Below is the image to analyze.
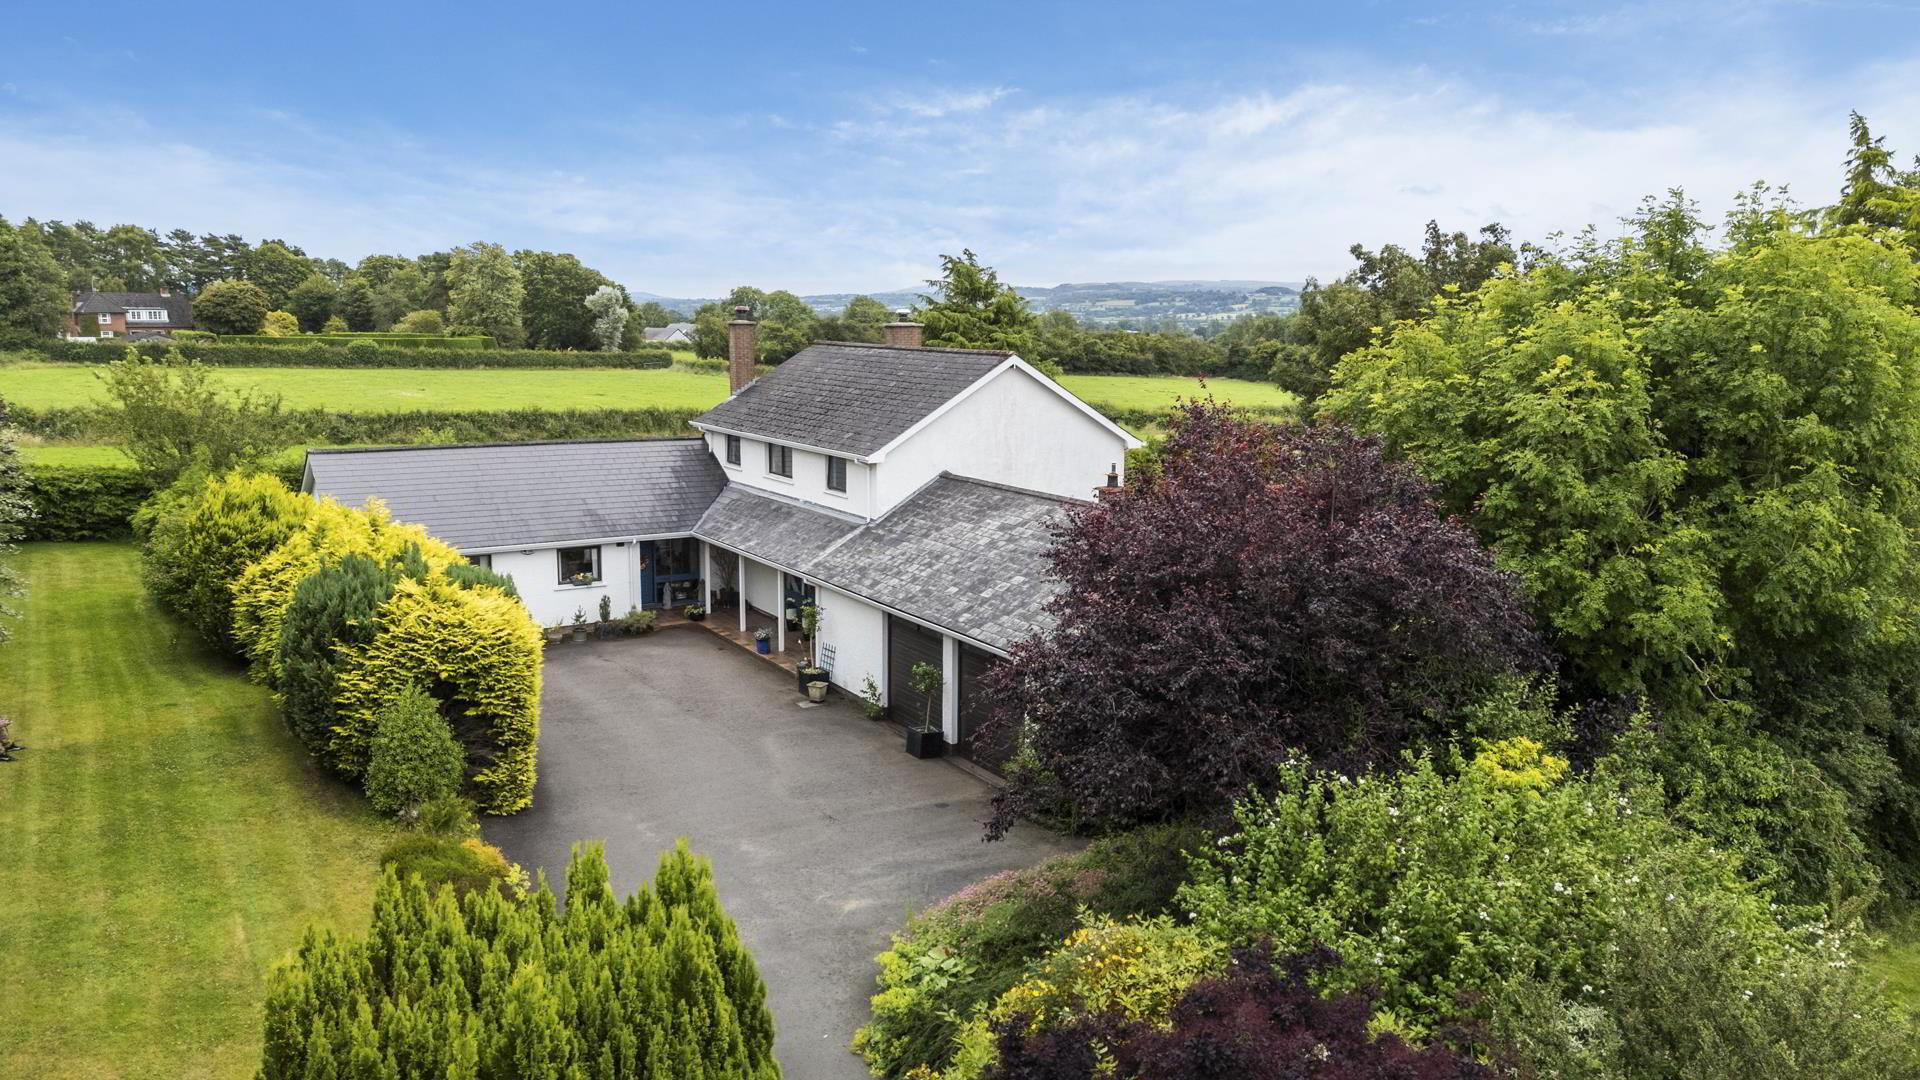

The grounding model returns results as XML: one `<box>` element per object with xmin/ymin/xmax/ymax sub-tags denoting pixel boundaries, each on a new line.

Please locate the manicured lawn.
<box><xmin>0</xmin><ymin>543</ymin><xmax>394</xmax><ymax>1079</ymax></box>
<box><xmin>0</xmin><ymin>362</ymin><xmax>734</xmax><ymax>412</ymax></box>
<box><xmin>1059</xmin><ymin>374</ymin><xmax>1298</xmax><ymax>415</ymax></box>
<box><xmin>1</xmin><ymin>362</ymin><xmax>1299</xmax><ymax>419</ymax></box>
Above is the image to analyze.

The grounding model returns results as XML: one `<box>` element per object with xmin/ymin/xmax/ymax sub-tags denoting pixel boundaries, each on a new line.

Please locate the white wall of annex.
<box><xmin>815</xmin><ymin>585</ymin><xmax>886</xmax><ymax>697</ymax></box>
<box><xmin>874</xmin><ymin>367</ymin><xmax>1128</xmax><ymax>513</ymax></box>
<box><xmin>708</xmin><ymin>430</ymin><xmax>875</xmax><ymax>518</ymax></box>
<box><xmin>742</xmin><ymin>557</ymin><xmax>783</xmax><ymax>616</ymax></box>
<box><xmin>485</xmin><ymin>544</ymin><xmax>639</xmax><ymax>629</ymax></box>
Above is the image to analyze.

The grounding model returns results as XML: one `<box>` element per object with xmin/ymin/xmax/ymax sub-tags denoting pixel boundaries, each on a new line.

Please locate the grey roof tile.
<box><xmin>804</xmin><ymin>474</ymin><xmax>1078</xmax><ymax>651</ymax></box>
<box><xmin>691</xmin><ymin>341</ymin><xmax>1009</xmax><ymax>458</ymax></box>
<box><xmin>692</xmin><ymin>485</ymin><xmax>865</xmax><ymax>571</ymax></box>
<box><xmin>305</xmin><ymin>439</ymin><xmax>725</xmax><ymax>551</ymax></box>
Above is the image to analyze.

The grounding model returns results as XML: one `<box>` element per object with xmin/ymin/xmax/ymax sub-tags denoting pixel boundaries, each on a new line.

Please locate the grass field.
<box><xmin>0</xmin><ymin>544</ymin><xmax>393</xmax><ymax>1079</ymax></box>
<box><xmin>0</xmin><ymin>361</ymin><xmax>1298</xmax><ymax>418</ymax></box>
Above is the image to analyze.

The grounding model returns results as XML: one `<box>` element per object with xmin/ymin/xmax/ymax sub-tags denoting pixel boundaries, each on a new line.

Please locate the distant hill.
<box><xmin>631</xmin><ymin>279</ymin><xmax>1306</xmax><ymax>330</ymax></box>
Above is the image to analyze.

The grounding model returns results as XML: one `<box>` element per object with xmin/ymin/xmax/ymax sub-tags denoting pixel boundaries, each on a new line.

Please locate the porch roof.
<box><xmin>692</xmin><ymin>484</ymin><xmax>865</xmax><ymax>571</ymax></box>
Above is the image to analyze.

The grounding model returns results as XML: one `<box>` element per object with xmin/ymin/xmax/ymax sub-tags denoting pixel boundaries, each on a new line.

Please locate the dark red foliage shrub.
<box><xmin>987</xmin><ymin>402</ymin><xmax>1538</xmax><ymax>836</ymax></box>
<box><xmin>984</xmin><ymin>943</ymin><xmax>1497</xmax><ymax>1080</ymax></box>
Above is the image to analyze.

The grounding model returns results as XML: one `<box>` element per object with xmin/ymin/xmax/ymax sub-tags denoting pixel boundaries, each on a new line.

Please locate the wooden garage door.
<box><xmin>957</xmin><ymin>644</ymin><xmax>1014</xmax><ymax>772</ymax></box>
<box><xmin>886</xmin><ymin>615</ymin><xmax>944</xmax><ymax>732</ymax></box>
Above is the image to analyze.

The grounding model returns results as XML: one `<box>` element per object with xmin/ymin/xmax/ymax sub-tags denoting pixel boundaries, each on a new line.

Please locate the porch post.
<box><xmin>775</xmin><ymin>590</ymin><xmax>787</xmax><ymax>655</ymax></box>
<box><xmin>700</xmin><ymin>541</ymin><xmax>713</xmax><ymax>613</ymax></box>
<box><xmin>737</xmin><ymin>556</ymin><xmax>749</xmax><ymax>634</ymax></box>
<box><xmin>941</xmin><ymin>635</ymin><xmax>961</xmax><ymax>743</ymax></box>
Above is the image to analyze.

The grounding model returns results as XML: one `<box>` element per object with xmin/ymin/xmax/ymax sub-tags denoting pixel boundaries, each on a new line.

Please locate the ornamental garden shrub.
<box><xmin>982</xmin><ymin>942</ymin><xmax>1498</xmax><ymax>1080</ymax></box>
<box><xmin>857</xmin><ymin>821</ymin><xmax>1206</xmax><ymax>1079</ymax></box>
<box><xmin>1174</xmin><ymin>740</ymin><xmax>1918</xmax><ymax>1074</ymax></box>
<box><xmin>363</xmin><ymin>684</ymin><xmax>466</xmax><ymax>817</ymax></box>
<box><xmin>330</xmin><ymin>575</ymin><xmax>543</xmax><ymax>813</ymax></box>
<box><xmin>259</xmin><ymin>842</ymin><xmax>780</xmax><ymax>1079</ymax></box>
<box><xmin>138</xmin><ymin>470</ymin><xmax>312</xmax><ymax>654</ymax></box>
<box><xmin>275</xmin><ymin>552</ymin><xmax>401</xmax><ymax>757</ymax></box>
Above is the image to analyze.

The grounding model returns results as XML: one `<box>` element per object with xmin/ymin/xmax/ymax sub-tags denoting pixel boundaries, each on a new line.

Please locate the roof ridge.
<box><xmin>936</xmin><ymin>471</ymin><xmax>1094</xmax><ymax>506</ymax></box>
<box><xmin>306</xmin><ymin>436</ymin><xmax>706</xmax><ymax>456</ymax></box>
<box><xmin>807</xmin><ymin>340</ymin><xmax>1014</xmax><ymax>358</ymax></box>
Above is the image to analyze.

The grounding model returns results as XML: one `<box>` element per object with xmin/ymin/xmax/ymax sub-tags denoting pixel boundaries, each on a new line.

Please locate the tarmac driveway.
<box><xmin>485</xmin><ymin>625</ymin><xmax>1077</xmax><ymax>1080</ymax></box>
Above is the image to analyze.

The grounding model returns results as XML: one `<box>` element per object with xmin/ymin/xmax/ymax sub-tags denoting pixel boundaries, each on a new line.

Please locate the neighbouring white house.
<box><xmin>304</xmin><ymin>309</ymin><xmax>1140</xmax><ymax>768</ymax></box>
<box><xmin>641</xmin><ymin>322</ymin><xmax>694</xmax><ymax>344</ymax></box>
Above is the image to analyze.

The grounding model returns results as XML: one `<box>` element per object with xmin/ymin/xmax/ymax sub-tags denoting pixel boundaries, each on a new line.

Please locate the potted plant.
<box><xmin>905</xmin><ymin>661</ymin><xmax>945</xmax><ymax>758</ymax></box>
<box><xmin>597</xmin><ymin>595</ymin><xmax>615</xmax><ymax>638</ymax></box>
<box><xmin>860</xmin><ymin>676</ymin><xmax>886</xmax><ymax>721</ymax></box>
<box><xmin>568</xmin><ymin>571</ymin><xmax>595</xmax><ymax>588</ymax></box>
<box><xmin>544</xmin><ymin>623</ymin><xmax>565</xmax><ymax>646</ymax></box>
<box><xmin>570</xmin><ymin>607</ymin><xmax>588</xmax><ymax>643</ymax></box>
<box><xmin>795</xmin><ymin>602</ymin><xmax>829</xmax><ymax>691</ymax></box>
<box><xmin>806</xmin><ymin>680</ymin><xmax>830</xmax><ymax>703</ymax></box>
<box><xmin>621</xmin><ymin>607</ymin><xmax>656</xmax><ymax>635</ymax></box>
<box><xmin>753</xmin><ymin>627</ymin><xmax>771</xmax><ymax>654</ymax></box>
<box><xmin>683</xmin><ymin>604</ymin><xmax>707</xmax><ymax>623</ymax></box>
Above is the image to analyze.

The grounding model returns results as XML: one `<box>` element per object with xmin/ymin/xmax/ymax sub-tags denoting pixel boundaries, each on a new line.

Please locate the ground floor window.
<box><xmin>557</xmin><ymin>545</ymin><xmax>600</xmax><ymax>585</ymax></box>
<box><xmin>469</xmin><ymin>553</ymin><xmax>492</xmax><ymax>570</ymax></box>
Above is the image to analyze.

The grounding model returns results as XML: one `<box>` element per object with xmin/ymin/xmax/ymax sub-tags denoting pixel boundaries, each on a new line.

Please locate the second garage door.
<box><xmin>886</xmin><ymin>615</ymin><xmax>944</xmax><ymax>732</ymax></box>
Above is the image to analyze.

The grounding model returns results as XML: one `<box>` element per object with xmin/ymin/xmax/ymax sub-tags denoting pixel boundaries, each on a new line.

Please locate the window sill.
<box><xmin>556</xmin><ymin>581</ymin><xmax>606</xmax><ymax>591</ymax></box>
<box><xmin>762</xmin><ymin>473</ymin><xmax>795</xmax><ymax>486</ymax></box>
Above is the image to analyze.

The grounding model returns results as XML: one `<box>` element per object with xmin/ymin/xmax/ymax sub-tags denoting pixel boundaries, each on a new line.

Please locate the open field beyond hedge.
<box><xmin>0</xmin><ymin>360</ymin><xmax>1296</xmax><ymax>419</ymax></box>
<box><xmin>0</xmin><ymin>544</ymin><xmax>393</xmax><ymax>1079</ymax></box>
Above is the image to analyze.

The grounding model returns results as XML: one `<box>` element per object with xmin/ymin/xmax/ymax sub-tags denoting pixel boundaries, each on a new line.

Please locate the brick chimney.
<box><xmin>1094</xmin><ymin>463</ymin><xmax>1123</xmax><ymax>500</ymax></box>
<box><xmin>727</xmin><ymin>306</ymin><xmax>758</xmax><ymax>393</ymax></box>
<box><xmin>883</xmin><ymin>310</ymin><xmax>924</xmax><ymax>348</ymax></box>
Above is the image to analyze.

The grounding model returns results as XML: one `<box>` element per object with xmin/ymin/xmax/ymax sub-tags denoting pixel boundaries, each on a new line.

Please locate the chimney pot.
<box><xmin>1096</xmin><ymin>462</ymin><xmax>1123</xmax><ymax>500</ymax></box>
<box><xmin>883</xmin><ymin>312</ymin><xmax>924</xmax><ymax>349</ymax></box>
<box><xmin>727</xmin><ymin>309</ymin><xmax>759</xmax><ymax>394</ymax></box>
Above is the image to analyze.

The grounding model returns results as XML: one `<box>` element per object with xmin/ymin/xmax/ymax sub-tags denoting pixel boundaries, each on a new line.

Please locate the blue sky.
<box><xmin>5</xmin><ymin>0</ymin><xmax>1920</xmax><ymax>294</ymax></box>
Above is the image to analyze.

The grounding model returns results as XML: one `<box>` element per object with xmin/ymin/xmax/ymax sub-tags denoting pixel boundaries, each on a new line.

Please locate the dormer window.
<box><xmin>767</xmin><ymin>443</ymin><xmax>793</xmax><ymax>478</ymax></box>
<box><xmin>725</xmin><ymin>434</ymin><xmax>741</xmax><ymax>466</ymax></box>
<box><xmin>826</xmin><ymin>456</ymin><xmax>847</xmax><ymax>493</ymax></box>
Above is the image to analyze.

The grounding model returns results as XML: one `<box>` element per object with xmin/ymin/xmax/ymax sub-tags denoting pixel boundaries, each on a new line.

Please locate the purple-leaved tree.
<box><xmin>986</xmin><ymin>402</ymin><xmax>1539</xmax><ymax>837</ymax></box>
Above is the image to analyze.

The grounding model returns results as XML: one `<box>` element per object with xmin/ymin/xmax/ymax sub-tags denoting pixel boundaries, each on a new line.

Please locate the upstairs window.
<box><xmin>826</xmin><ymin>456</ymin><xmax>847</xmax><ymax>493</ymax></box>
<box><xmin>767</xmin><ymin>443</ymin><xmax>793</xmax><ymax>478</ymax></box>
<box><xmin>725</xmin><ymin>434</ymin><xmax>741</xmax><ymax>466</ymax></box>
<box><xmin>557</xmin><ymin>545</ymin><xmax>601</xmax><ymax>585</ymax></box>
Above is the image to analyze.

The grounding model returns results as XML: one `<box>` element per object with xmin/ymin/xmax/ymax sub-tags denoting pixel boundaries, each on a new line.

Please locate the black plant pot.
<box><xmin>688</xmin><ymin>611</ymin><xmax>706</xmax><ymax>623</ymax></box>
<box><xmin>905</xmin><ymin>728</ymin><xmax>946</xmax><ymax>759</ymax></box>
<box><xmin>796</xmin><ymin>666</ymin><xmax>828</xmax><ymax>693</ymax></box>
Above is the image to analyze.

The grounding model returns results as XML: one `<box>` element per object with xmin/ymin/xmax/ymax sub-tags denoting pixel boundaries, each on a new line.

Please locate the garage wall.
<box><xmin>815</xmin><ymin>586</ymin><xmax>886</xmax><ymax>697</ymax></box>
<box><xmin>487</xmin><ymin>543</ymin><xmax>639</xmax><ymax>629</ymax></box>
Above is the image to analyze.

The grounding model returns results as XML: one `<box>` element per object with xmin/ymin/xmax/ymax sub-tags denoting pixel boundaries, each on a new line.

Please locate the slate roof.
<box><xmin>691</xmin><ymin>341</ymin><xmax>1011</xmax><ymax>458</ymax></box>
<box><xmin>641</xmin><ymin>322</ymin><xmax>693</xmax><ymax>341</ymax></box>
<box><xmin>805</xmin><ymin>474</ymin><xmax>1078</xmax><ymax>651</ymax></box>
<box><xmin>304</xmin><ymin>439</ymin><xmax>725</xmax><ymax>551</ymax></box>
<box><xmin>692</xmin><ymin>485</ymin><xmax>865</xmax><ymax>571</ymax></box>
<box><xmin>74</xmin><ymin>290</ymin><xmax>193</xmax><ymax>326</ymax></box>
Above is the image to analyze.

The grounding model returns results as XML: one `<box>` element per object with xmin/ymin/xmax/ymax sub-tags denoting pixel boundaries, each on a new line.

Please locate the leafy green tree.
<box><xmin>285</xmin><ymin>272</ymin><xmax>338</xmax><ymax>332</ymax></box>
<box><xmin>321</xmin><ymin>314</ymin><xmax>347</xmax><ymax>332</ymax></box>
<box><xmin>241</xmin><ymin>240</ymin><xmax>314</xmax><ymax>307</ymax></box>
<box><xmin>364</xmin><ymin>684</ymin><xmax>466</xmax><ymax>816</ymax></box>
<box><xmin>632</xmin><ymin>300</ymin><xmax>684</xmax><ymax>327</ymax></box>
<box><xmin>0</xmin><ymin>403</ymin><xmax>27</xmax><ymax>643</ymax></box>
<box><xmin>446</xmin><ymin>242</ymin><xmax>525</xmax><ymax>347</ymax></box>
<box><xmin>1326</xmin><ymin>193</ymin><xmax>1920</xmax><ymax>902</ymax></box>
<box><xmin>96</xmin><ymin>224</ymin><xmax>169</xmax><ymax>291</ymax></box>
<box><xmin>97</xmin><ymin>348</ymin><xmax>293</xmax><ymax>485</ymax></box>
<box><xmin>191</xmin><ymin>279</ymin><xmax>271</xmax><ymax>335</ymax></box>
<box><xmin>260</xmin><ymin>310</ymin><xmax>299</xmax><ymax>337</ymax></box>
<box><xmin>755</xmin><ymin>289</ymin><xmax>819</xmax><ymax>362</ymax></box>
<box><xmin>333</xmin><ymin>276</ymin><xmax>378</xmax><ymax>330</ymax></box>
<box><xmin>917</xmin><ymin>250</ymin><xmax>1041</xmax><ymax>361</ymax></box>
<box><xmin>259</xmin><ymin>842</ymin><xmax>781</xmax><ymax>1079</ymax></box>
<box><xmin>692</xmin><ymin>286</ymin><xmax>770</xmax><ymax>360</ymax></box>
<box><xmin>584</xmin><ymin>284</ymin><xmax>627</xmax><ymax>351</ymax></box>
<box><xmin>0</xmin><ymin>218</ymin><xmax>70</xmax><ymax>343</ymax></box>
<box><xmin>391</xmin><ymin>308</ymin><xmax>445</xmax><ymax>335</ymax></box>
<box><xmin>515</xmin><ymin>250</ymin><xmax>612</xmax><ymax>350</ymax></box>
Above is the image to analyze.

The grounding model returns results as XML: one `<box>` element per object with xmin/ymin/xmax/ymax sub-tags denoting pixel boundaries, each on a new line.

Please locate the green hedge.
<box><xmin>219</xmin><ymin>333</ymin><xmax>495</xmax><ymax>349</ymax></box>
<box><xmin>22</xmin><ymin>464</ymin><xmax>156</xmax><ymax>540</ymax></box>
<box><xmin>22</xmin><ymin>339</ymin><xmax>674</xmax><ymax>369</ymax></box>
<box><xmin>10</xmin><ymin>406</ymin><xmax>705</xmax><ymax>444</ymax></box>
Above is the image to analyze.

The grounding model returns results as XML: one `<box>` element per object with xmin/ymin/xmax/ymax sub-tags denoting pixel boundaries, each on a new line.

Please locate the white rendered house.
<box><xmin>303</xmin><ymin>312</ymin><xmax>1140</xmax><ymax>768</ymax></box>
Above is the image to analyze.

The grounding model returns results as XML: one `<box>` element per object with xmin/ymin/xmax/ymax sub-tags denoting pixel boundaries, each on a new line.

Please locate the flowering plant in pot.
<box><xmin>753</xmin><ymin>627</ymin><xmax>771</xmax><ymax>654</ymax></box>
<box><xmin>683</xmin><ymin>604</ymin><xmax>706</xmax><ymax>622</ymax></box>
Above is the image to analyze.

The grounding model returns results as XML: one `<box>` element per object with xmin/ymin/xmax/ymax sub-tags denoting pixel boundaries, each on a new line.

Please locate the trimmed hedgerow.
<box><xmin>139</xmin><ymin>471</ymin><xmax>313</xmax><ymax>653</ymax></box>
<box><xmin>7</xmin><ymin>405</ymin><xmax>705</xmax><ymax>443</ymax></box>
<box><xmin>20</xmin><ymin>338</ymin><xmax>673</xmax><ymax>368</ymax></box>
<box><xmin>22</xmin><ymin>464</ymin><xmax>154</xmax><ymax>540</ymax></box>
<box><xmin>258</xmin><ymin>842</ymin><xmax>779</xmax><ymax>1079</ymax></box>
<box><xmin>364</xmin><ymin>684</ymin><xmax>467</xmax><ymax>816</ymax></box>
<box><xmin>331</xmin><ymin>575</ymin><xmax>543</xmax><ymax>814</ymax></box>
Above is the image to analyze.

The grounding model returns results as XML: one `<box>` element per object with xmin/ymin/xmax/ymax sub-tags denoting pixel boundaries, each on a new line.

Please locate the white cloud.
<box><xmin>2</xmin><ymin>61</ymin><xmax>1918</xmax><ymax>294</ymax></box>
